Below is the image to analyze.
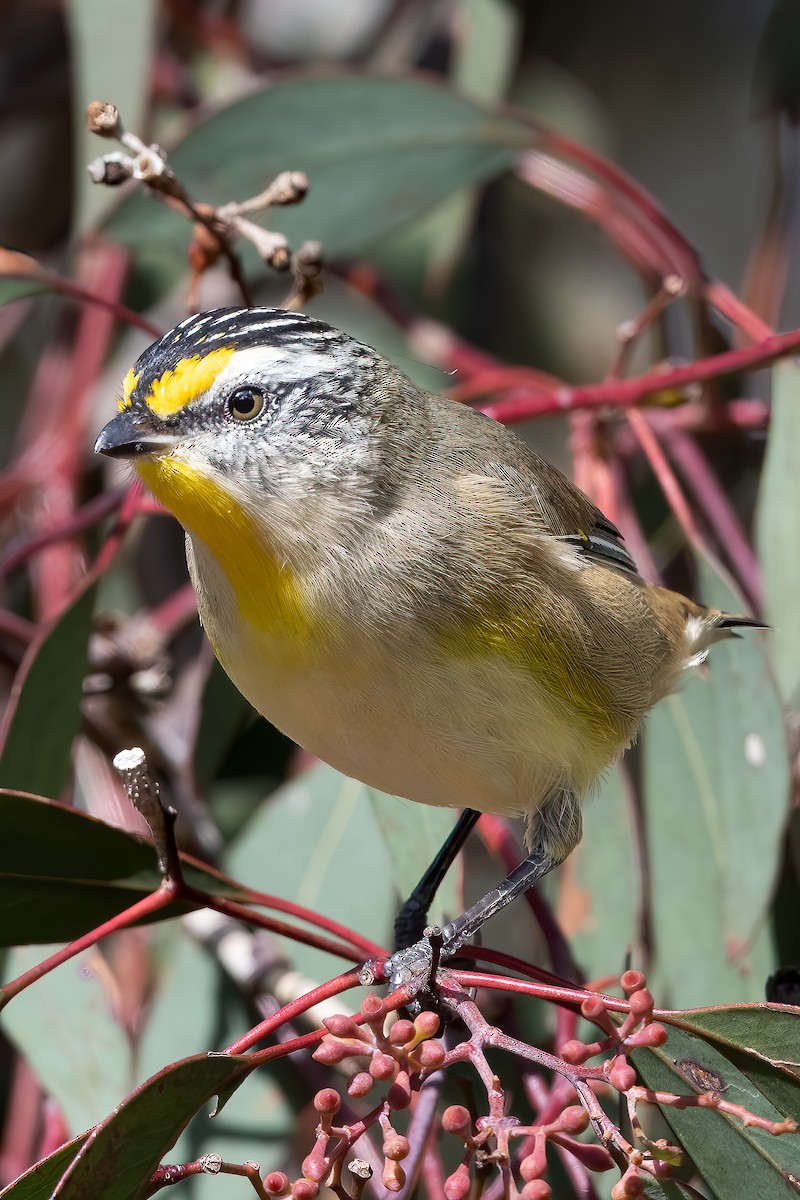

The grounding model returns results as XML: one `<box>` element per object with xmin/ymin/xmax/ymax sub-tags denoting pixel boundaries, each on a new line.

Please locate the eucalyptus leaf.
<box><xmin>662</xmin><ymin>1004</ymin><xmax>800</xmax><ymax>1122</ymax></box>
<box><xmin>562</xmin><ymin>766</ymin><xmax>639</xmax><ymax>983</ymax></box>
<box><xmin>643</xmin><ymin>557</ymin><xmax>788</xmax><ymax>1007</ymax></box>
<box><xmin>52</xmin><ymin>1053</ymin><xmax>254</xmax><ymax>1200</ymax></box>
<box><xmin>368</xmin><ymin>791</ymin><xmax>460</xmax><ymax>930</ymax></box>
<box><xmin>136</xmin><ymin>930</ymin><xmax>294</xmax><ymax>1197</ymax></box>
<box><xmin>757</xmin><ymin>361</ymin><xmax>800</xmax><ymax>706</ymax></box>
<box><xmin>0</xmin><ymin>1135</ymin><xmax>90</xmax><ymax>1200</ymax></box>
<box><xmin>0</xmin><ymin>791</ymin><xmax>250</xmax><ymax>946</ymax></box>
<box><xmin>104</xmin><ymin>74</ymin><xmax>529</xmax><ymax>290</ymax></box>
<box><xmin>227</xmin><ymin>763</ymin><xmax>395</xmax><ymax>981</ymax></box>
<box><xmin>0</xmin><ymin>584</ymin><xmax>96</xmax><ymax>799</ymax></box>
<box><xmin>0</xmin><ymin>278</ymin><xmax>47</xmax><ymax>308</ymax></box>
<box><xmin>2</xmin><ymin>945</ymin><xmax>135</xmax><ymax>1135</ymax></box>
<box><xmin>69</xmin><ymin>0</ymin><xmax>157</xmax><ymax>231</ymax></box>
<box><xmin>633</xmin><ymin>1022</ymin><xmax>800</xmax><ymax>1198</ymax></box>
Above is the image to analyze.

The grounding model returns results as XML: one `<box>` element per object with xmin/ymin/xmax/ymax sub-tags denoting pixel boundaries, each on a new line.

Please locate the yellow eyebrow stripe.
<box><xmin>143</xmin><ymin>348</ymin><xmax>235</xmax><ymax>419</ymax></box>
<box><xmin>118</xmin><ymin>367</ymin><xmax>139</xmax><ymax>411</ymax></box>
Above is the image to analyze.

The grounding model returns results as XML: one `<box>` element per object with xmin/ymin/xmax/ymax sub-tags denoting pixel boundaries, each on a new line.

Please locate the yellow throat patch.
<box><xmin>136</xmin><ymin>455</ymin><xmax>314</xmax><ymax>649</ymax></box>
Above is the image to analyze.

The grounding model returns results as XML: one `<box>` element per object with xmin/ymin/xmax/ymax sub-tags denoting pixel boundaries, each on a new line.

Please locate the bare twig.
<box><xmin>86</xmin><ymin>101</ymin><xmax>321</xmax><ymax>311</ymax></box>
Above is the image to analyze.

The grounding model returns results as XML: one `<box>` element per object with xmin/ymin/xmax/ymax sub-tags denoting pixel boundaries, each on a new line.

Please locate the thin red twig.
<box><xmin>0</xmin><ymin>260</ymin><xmax>161</xmax><ymax>338</ymax></box>
<box><xmin>0</xmin><ymin>888</ymin><xmax>175</xmax><ymax>1007</ymax></box>
<box><xmin>235</xmin><ymin>884</ymin><xmax>386</xmax><ymax>960</ymax></box>
<box><xmin>0</xmin><ymin>487</ymin><xmax>128</xmax><ymax>580</ymax></box>
<box><xmin>225</xmin><ymin>967</ymin><xmax>363</xmax><ymax>1055</ymax></box>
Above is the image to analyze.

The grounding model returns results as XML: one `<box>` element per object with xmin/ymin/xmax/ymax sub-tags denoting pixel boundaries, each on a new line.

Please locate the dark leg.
<box><xmin>387</xmin><ymin>790</ymin><xmax>582</xmax><ymax>991</ymax></box>
<box><xmin>388</xmin><ymin>845</ymin><xmax>561</xmax><ymax>987</ymax></box>
<box><xmin>394</xmin><ymin>808</ymin><xmax>481</xmax><ymax>950</ymax></box>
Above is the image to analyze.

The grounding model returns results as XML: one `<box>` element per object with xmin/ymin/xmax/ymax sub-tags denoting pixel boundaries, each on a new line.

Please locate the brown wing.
<box><xmin>463</xmin><ymin>438</ymin><xmax>639</xmax><ymax>576</ymax></box>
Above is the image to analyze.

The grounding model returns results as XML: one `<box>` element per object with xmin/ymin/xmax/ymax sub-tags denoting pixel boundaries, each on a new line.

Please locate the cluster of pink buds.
<box><xmin>313</xmin><ymin>993</ymin><xmax>444</xmax><ymax>1102</ymax></box>
<box><xmin>561</xmin><ymin>970</ymin><xmax>667</xmax><ymax>1087</ymax></box>
<box><xmin>442</xmin><ymin>1102</ymin><xmax>596</xmax><ymax>1200</ymax></box>
<box><xmin>262</xmin><ymin>993</ymin><xmax>445</xmax><ymax>1196</ymax></box>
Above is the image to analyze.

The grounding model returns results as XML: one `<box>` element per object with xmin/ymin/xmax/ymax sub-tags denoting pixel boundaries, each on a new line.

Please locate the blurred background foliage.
<box><xmin>0</xmin><ymin>1</ymin><xmax>799</xmax><ymax>1197</ymax></box>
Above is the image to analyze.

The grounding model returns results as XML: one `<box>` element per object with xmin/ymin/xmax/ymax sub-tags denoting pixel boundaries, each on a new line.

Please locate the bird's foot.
<box><xmin>377</xmin><ymin>924</ymin><xmax>460</xmax><ymax>1016</ymax></box>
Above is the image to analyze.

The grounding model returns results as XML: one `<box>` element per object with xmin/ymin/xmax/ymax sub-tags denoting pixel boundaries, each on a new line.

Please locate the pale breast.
<box><xmin>185</xmin><ymin>533</ymin><xmax>617</xmax><ymax>819</ymax></box>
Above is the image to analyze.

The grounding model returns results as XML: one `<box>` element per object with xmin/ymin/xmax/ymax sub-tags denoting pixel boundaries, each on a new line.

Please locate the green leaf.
<box><xmin>413</xmin><ymin>0</ymin><xmax>521</xmax><ymax>289</ymax></box>
<box><xmin>757</xmin><ymin>361</ymin><xmax>800</xmax><ymax>705</ymax></box>
<box><xmin>104</xmin><ymin>75</ymin><xmax>529</xmax><ymax>283</ymax></box>
<box><xmin>0</xmin><ymin>584</ymin><xmax>96</xmax><ymax>798</ymax></box>
<box><xmin>0</xmin><ymin>1135</ymin><xmax>90</xmax><ymax>1200</ymax></box>
<box><xmin>69</xmin><ymin>0</ymin><xmax>158</xmax><ymax>232</ymax></box>
<box><xmin>51</xmin><ymin>1053</ymin><xmax>254</xmax><ymax>1200</ymax></box>
<box><xmin>0</xmin><ymin>278</ymin><xmax>47</xmax><ymax>308</ymax></box>
<box><xmin>2</xmin><ymin>945</ymin><xmax>135</xmax><ymax>1134</ymax></box>
<box><xmin>662</xmin><ymin>1004</ymin><xmax>800</xmax><ymax>1123</ymax></box>
<box><xmin>137</xmin><ymin>930</ymin><xmax>294</xmax><ymax>1194</ymax></box>
<box><xmin>643</xmin><ymin>557</ymin><xmax>789</xmax><ymax>1007</ymax></box>
<box><xmin>368</xmin><ymin>791</ymin><xmax>460</xmax><ymax>929</ymax></box>
<box><xmin>563</xmin><ymin>766</ymin><xmax>639</xmax><ymax>983</ymax></box>
<box><xmin>665</xmin><ymin>1004</ymin><xmax>800</xmax><ymax>1071</ymax></box>
<box><xmin>0</xmin><ymin>790</ymin><xmax>249</xmax><ymax>946</ymax></box>
<box><xmin>192</xmin><ymin>659</ymin><xmax>253</xmax><ymax>791</ymax></box>
<box><xmin>632</xmin><ymin>1022</ymin><xmax>800</xmax><ymax>1199</ymax></box>
<box><xmin>455</xmin><ymin>0</ymin><xmax>520</xmax><ymax>103</ymax></box>
<box><xmin>226</xmin><ymin>763</ymin><xmax>396</xmax><ymax>980</ymax></box>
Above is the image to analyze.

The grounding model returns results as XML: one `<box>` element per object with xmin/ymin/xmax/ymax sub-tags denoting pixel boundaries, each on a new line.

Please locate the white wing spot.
<box><xmin>744</xmin><ymin>733</ymin><xmax>766</xmax><ymax>767</ymax></box>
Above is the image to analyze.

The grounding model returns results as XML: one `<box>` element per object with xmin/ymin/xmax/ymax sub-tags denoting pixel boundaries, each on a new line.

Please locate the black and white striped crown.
<box><xmin>133</xmin><ymin>307</ymin><xmax>349</xmax><ymax>382</ymax></box>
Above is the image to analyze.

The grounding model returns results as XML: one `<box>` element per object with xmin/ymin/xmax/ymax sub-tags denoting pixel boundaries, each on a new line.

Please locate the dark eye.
<box><xmin>228</xmin><ymin>386</ymin><xmax>265</xmax><ymax>422</ymax></box>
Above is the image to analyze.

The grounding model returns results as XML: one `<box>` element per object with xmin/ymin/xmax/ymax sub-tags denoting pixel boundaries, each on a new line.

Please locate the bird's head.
<box><xmin>95</xmin><ymin>308</ymin><xmax>403</xmax><ymax>569</ymax></box>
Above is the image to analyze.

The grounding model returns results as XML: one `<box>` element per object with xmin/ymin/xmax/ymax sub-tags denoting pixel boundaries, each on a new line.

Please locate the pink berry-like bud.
<box><xmin>519</xmin><ymin>1135</ymin><xmax>547</xmax><ymax>1181</ymax></box>
<box><xmin>301</xmin><ymin>1143</ymin><xmax>329</xmax><ymax>1184</ymax></box>
<box><xmin>383</xmin><ymin>1135</ymin><xmax>410</xmax><ymax>1162</ymax></box>
<box><xmin>611</xmin><ymin>1173</ymin><xmax>644</xmax><ymax>1198</ymax></box>
<box><xmin>443</xmin><ymin>1163</ymin><xmax>471</xmax><ymax>1200</ymax></box>
<box><xmin>264</xmin><ymin>1172</ymin><xmax>290</xmax><ymax>1196</ymax></box>
<box><xmin>313</xmin><ymin>1088</ymin><xmax>341</xmax><ymax>1115</ymax></box>
<box><xmin>416</xmin><ymin>1040</ymin><xmax>446</xmax><ymax>1068</ymax></box>
<box><xmin>312</xmin><ymin>1040</ymin><xmax>348</xmax><ymax>1065</ymax></box>
<box><xmin>608</xmin><ymin>1056</ymin><xmax>637</xmax><ymax>1092</ymax></box>
<box><xmin>558</xmin><ymin>1105</ymin><xmax>590</xmax><ymax>1135</ymax></box>
<box><xmin>370</xmin><ymin>1052</ymin><xmax>398</xmax><ymax>1081</ymax></box>
<box><xmin>520</xmin><ymin>1182</ymin><xmax>552</xmax><ymax>1200</ymax></box>
<box><xmin>560</xmin><ymin>1039</ymin><xmax>590</xmax><ymax>1065</ymax></box>
<box><xmin>414</xmin><ymin>1010</ymin><xmax>440</xmax><ymax>1038</ymax></box>
<box><xmin>347</xmin><ymin>1072</ymin><xmax>373</xmax><ymax>1098</ymax></box>
<box><xmin>361</xmin><ymin>994</ymin><xmax>385</xmax><ymax>1021</ymax></box>
<box><xmin>322</xmin><ymin>1014</ymin><xmax>363</xmax><ymax>1039</ymax></box>
<box><xmin>628</xmin><ymin>989</ymin><xmax>654</xmax><ymax>1019</ymax></box>
<box><xmin>620</xmin><ymin>970</ymin><xmax>645</xmax><ymax>996</ymax></box>
<box><xmin>382</xmin><ymin>1161</ymin><xmax>406</xmax><ymax>1192</ymax></box>
<box><xmin>292</xmin><ymin>1180</ymin><xmax>319</xmax><ymax>1200</ymax></box>
<box><xmin>581</xmin><ymin>995</ymin><xmax>606</xmax><ymax>1021</ymax></box>
<box><xmin>389</xmin><ymin>1019</ymin><xmax>415</xmax><ymax>1047</ymax></box>
<box><xmin>442</xmin><ymin>1105</ymin><xmax>472</xmax><ymax>1136</ymax></box>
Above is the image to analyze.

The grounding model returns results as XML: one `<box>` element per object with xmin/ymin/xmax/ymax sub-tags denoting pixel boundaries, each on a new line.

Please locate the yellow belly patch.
<box><xmin>137</xmin><ymin>455</ymin><xmax>314</xmax><ymax>644</ymax></box>
<box><xmin>440</xmin><ymin>610</ymin><xmax>623</xmax><ymax>757</ymax></box>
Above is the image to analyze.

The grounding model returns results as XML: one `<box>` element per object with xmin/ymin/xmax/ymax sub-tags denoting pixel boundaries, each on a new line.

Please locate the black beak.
<box><xmin>95</xmin><ymin>410</ymin><xmax>179</xmax><ymax>459</ymax></box>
